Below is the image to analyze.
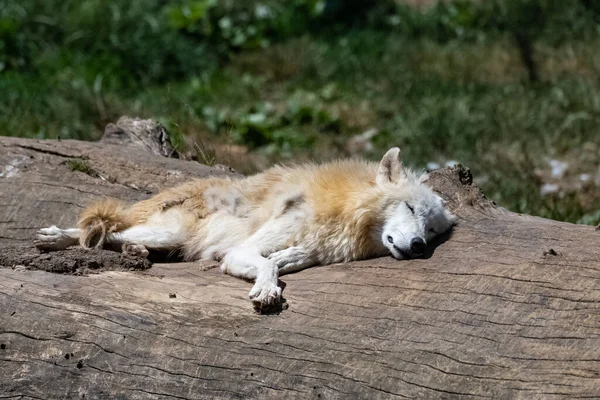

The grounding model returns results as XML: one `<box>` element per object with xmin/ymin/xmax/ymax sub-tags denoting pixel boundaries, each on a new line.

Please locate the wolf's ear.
<box><xmin>376</xmin><ymin>147</ymin><xmax>406</xmax><ymax>185</ymax></box>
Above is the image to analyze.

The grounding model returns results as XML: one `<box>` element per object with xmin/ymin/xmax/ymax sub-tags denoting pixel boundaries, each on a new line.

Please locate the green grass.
<box><xmin>66</xmin><ymin>158</ymin><xmax>98</xmax><ymax>177</ymax></box>
<box><xmin>1</xmin><ymin>0</ymin><xmax>599</xmax><ymax>225</ymax></box>
<box><xmin>224</xmin><ymin>34</ymin><xmax>600</xmax><ymax>223</ymax></box>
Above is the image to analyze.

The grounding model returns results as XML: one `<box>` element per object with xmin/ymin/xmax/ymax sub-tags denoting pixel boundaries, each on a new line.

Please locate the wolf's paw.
<box><xmin>249</xmin><ymin>280</ymin><xmax>282</xmax><ymax>309</ymax></box>
<box><xmin>268</xmin><ymin>247</ymin><xmax>315</xmax><ymax>274</ymax></box>
<box><xmin>35</xmin><ymin>226</ymin><xmax>75</xmax><ymax>251</ymax></box>
<box><xmin>122</xmin><ymin>243</ymin><xmax>149</xmax><ymax>258</ymax></box>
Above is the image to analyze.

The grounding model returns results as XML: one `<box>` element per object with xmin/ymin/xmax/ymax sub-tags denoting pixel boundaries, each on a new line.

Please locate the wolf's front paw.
<box><xmin>249</xmin><ymin>280</ymin><xmax>282</xmax><ymax>309</ymax></box>
<box><xmin>35</xmin><ymin>226</ymin><xmax>75</xmax><ymax>251</ymax></box>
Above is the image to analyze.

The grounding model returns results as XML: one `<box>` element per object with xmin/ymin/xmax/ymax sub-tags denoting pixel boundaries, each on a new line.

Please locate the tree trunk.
<box><xmin>1</xmin><ymin>118</ymin><xmax>599</xmax><ymax>399</ymax></box>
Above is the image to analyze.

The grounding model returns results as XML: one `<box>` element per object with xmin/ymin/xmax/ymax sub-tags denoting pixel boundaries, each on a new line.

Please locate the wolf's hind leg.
<box><xmin>108</xmin><ymin>208</ymin><xmax>193</xmax><ymax>253</ymax></box>
<box><xmin>121</xmin><ymin>243</ymin><xmax>150</xmax><ymax>258</ymax></box>
<box><xmin>35</xmin><ymin>226</ymin><xmax>81</xmax><ymax>251</ymax></box>
<box><xmin>108</xmin><ymin>224</ymin><xmax>185</xmax><ymax>251</ymax></box>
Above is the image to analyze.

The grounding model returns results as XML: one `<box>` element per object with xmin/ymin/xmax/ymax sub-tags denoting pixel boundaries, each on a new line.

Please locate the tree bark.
<box><xmin>1</xmin><ymin>119</ymin><xmax>599</xmax><ymax>399</ymax></box>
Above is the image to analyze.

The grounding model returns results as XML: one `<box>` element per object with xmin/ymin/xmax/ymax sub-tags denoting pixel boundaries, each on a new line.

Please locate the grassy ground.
<box><xmin>1</xmin><ymin>0</ymin><xmax>599</xmax><ymax>224</ymax></box>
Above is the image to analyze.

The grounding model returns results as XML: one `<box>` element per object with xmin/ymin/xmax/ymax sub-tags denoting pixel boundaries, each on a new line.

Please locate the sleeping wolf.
<box><xmin>35</xmin><ymin>147</ymin><xmax>455</xmax><ymax>310</ymax></box>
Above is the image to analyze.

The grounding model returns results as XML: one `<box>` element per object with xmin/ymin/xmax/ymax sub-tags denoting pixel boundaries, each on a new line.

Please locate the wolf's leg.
<box><xmin>268</xmin><ymin>246</ymin><xmax>317</xmax><ymax>275</ymax></box>
<box><xmin>108</xmin><ymin>224</ymin><xmax>184</xmax><ymax>251</ymax></box>
<box><xmin>107</xmin><ymin>207</ymin><xmax>192</xmax><ymax>253</ymax></box>
<box><xmin>35</xmin><ymin>206</ymin><xmax>190</xmax><ymax>254</ymax></box>
<box><xmin>221</xmin><ymin>247</ymin><xmax>281</xmax><ymax>307</ymax></box>
<box><xmin>221</xmin><ymin>214</ymin><xmax>301</xmax><ymax>306</ymax></box>
<box><xmin>35</xmin><ymin>226</ymin><xmax>81</xmax><ymax>251</ymax></box>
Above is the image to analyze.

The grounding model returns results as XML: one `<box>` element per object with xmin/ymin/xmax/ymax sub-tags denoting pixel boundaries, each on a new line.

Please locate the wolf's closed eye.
<box><xmin>406</xmin><ymin>203</ymin><xmax>415</xmax><ymax>214</ymax></box>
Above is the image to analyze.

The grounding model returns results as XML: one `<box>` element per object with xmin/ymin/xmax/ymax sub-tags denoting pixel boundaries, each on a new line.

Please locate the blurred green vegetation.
<box><xmin>1</xmin><ymin>0</ymin><xmax>599</xmax><ymax>224</ymax></box>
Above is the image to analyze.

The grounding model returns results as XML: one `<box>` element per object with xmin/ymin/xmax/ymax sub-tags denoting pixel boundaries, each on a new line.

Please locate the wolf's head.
<box><xmin>375</xmin><ymin>147</ymin><xmax>456</xmax><ymax>260</ymax></box>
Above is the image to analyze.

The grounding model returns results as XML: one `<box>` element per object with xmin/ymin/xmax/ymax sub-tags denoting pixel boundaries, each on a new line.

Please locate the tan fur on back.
<box><xmin>278</xmin><ymin>160</ymin><xmax>388</xmax><ymax>261</ymax></box>
<box><xmin>126</xmin><ymin>177</ymin><xmax>236</xmax><ymax>224</ymax></box>
<box><xmin>192</xmin><ymin>160</ymin><xmax>389</xmax><ymax>262</ymax></box>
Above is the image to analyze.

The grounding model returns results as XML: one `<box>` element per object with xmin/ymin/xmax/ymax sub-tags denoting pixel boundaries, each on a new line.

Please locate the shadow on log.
<box><xmin>1</xmin><ymin>118</ymin><xmax>599</xmax><ymax>399</ymax></box>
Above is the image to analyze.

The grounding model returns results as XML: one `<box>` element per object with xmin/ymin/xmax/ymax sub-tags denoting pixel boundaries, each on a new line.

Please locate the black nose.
<box><xmin>410</xmin><ymin>237</ymin><xmax>426</xmax><ymax>256</ymax></box>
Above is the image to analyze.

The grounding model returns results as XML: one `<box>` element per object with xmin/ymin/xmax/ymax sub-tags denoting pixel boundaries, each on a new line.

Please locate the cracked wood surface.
<box><xmin>1</xmin><ymin>131</ymin><xmax>600</xmax><ymax>399</ymax></box>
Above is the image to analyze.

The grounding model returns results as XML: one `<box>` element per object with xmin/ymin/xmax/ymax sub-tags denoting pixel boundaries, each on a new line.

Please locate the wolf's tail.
<box><xmin>78</xmin><ymin>199</ymin><xmax>131</xmax><ymax>249</ymax></box>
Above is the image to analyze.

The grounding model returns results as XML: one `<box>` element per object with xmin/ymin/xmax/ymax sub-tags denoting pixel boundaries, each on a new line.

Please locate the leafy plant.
<box><xmin>66</xmin><ymin>158</ymin><xmax>98</xmax><ymax>177</ymax></box>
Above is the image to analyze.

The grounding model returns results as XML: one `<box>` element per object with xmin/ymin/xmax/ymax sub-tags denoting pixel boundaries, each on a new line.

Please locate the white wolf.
<box><xmin>35</xmin><ymin>148</ymin><xmax>455</xmax><ymax>310</ymax></box>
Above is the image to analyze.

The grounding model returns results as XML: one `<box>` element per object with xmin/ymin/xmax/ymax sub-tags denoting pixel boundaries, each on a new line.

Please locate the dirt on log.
<box><xmin>1</xmin><ymin>118</ymin><xmax>599</xmax><ymax>399</ymax></box>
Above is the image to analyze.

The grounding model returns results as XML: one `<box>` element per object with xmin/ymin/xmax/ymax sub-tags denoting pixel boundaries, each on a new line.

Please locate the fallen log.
<box><xmin>1</xmin><ymin>118</ymin><xmax>599</xmax><ymax>399</ymax></box>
